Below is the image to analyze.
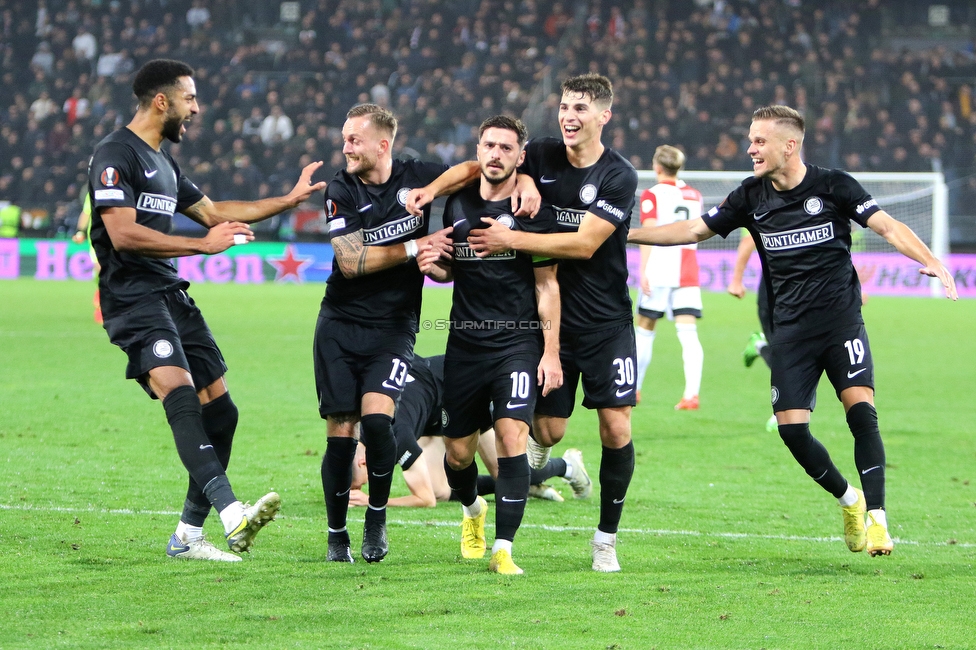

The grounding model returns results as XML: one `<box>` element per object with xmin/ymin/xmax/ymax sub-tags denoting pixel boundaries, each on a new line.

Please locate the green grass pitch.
<box><xmin>1</xmin><ymin>278</ymin><xmax>974</xmax><ymax>649</ymax></box>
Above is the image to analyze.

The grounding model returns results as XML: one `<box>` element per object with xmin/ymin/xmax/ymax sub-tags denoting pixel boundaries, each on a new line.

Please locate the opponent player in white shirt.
<box><xmin>634</xmin><ymin>145</ymin><xmax>705</xmax><ymax>410</ymax></box>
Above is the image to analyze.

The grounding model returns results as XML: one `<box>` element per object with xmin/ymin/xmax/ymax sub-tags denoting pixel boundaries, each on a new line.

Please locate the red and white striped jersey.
<box><xmin>639</xmin><ymin>179</ymin><xmax>703</xmax><ymax>287</ymax></box>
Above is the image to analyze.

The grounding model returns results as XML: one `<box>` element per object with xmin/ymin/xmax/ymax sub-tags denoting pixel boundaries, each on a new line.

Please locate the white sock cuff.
<box><xmin>491</xmin><ymin>539</ymin><xmax>513</xmax><ymax>554</ymax></box>
<box><xmin>593</xmin><ymin>529</ymin><xmax>616</xmax><ymax>545</ymax></box>
<box><xmin>837</xmin><ymin>484</ymin><xmax>859</xmax><ymax>507</ymax></box>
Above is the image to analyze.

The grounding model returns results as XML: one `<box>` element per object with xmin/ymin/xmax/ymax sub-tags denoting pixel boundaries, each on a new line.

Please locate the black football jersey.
<box><xmin>443</xmin><ymin>184</ymin><xmax>556</xmax><ymax>350</ymax></box>
<box><xmin>520</xmin><ymin>137</ymin><xmax>637</xmax><ymax>333</ymax></box>
<box><xmin>321</xmin><ymin>159</ymin><xmax>448</xmax><ymax>330</ymax></box>
<box><xmin>88</xmin><ymin>127</ymin><xmax>205</xmax><ymax>317</ymax></box>
<box><xmin>702</xmin><ymin>164</ymin><xmax>881</xmax><ymax>343</ymax></box>
<box><xmin>405</xmin><ymin>354</ymin><xmax>445</xmax><ymax>439</ymax></box>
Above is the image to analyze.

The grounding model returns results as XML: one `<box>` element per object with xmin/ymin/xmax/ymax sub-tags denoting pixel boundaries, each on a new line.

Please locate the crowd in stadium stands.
<box><xmin>1</xmin><ymin>0</ymin><xmax>974</xmax><ymax>239</ymax></box>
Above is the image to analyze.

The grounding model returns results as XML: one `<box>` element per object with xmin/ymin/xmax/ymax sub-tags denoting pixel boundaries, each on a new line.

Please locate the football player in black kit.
<box><xmin>87</xmin><ymin>59</ymin><xmax>326</xmax><ymax>561</ymax></box>
<box><xmin>347</xmin><ymin>355</ymin><xmax>591</xmax><ymax>509</ymax></box>
<box><xmin>417</xmin><ymin>116</ymin><xmax>563</xmax><ymax>575</ymax></box>
<box><xmin>455</xmin><ymin>74</ymin><xmax>639</xmax><ymax>573</ymax></box>
<box><xmin>315</xmin><ymin>103</ymin><xmax>458</xmax><ymax>564</ymax></box>
<box><xmin>628</xmin><ymin>105</ymin><xmax>957</xmax><ymax>558</ymax></box>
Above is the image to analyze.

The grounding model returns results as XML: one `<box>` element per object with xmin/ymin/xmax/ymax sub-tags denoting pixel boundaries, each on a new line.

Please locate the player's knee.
<box><xmin>202</xmin><ymin>392</ymin><xmax>238</xmax><ymax>439</ymax></box>
<box><xmin>846</xmin><ymin>401</ymin><xmax>878</xmax><ymax>438</ymax></box>
<box><xmin>359</xmin><ymin>413</ymin><xmax>394</xmax><ymax>446</ymax></box>
<box><xmin>778</xmin><ymin>422</ymin><xmax>812</xmax><ymax>452</ymax></box>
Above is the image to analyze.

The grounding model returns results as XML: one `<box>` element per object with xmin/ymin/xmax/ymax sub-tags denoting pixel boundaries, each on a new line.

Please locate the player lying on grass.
<box><xmin>348</xmin><ymin>356</ymin><xmax>591</xmax><ymax>509</ymax></box>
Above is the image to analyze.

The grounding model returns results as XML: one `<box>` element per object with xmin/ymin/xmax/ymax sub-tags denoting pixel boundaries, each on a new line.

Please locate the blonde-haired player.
<box><xmin>634</xmin><ymin>145</ymin><xmax>704</xmax><ymax>410</ymax></box>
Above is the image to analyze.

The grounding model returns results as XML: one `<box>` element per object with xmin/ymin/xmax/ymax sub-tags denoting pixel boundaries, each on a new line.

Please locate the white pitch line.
<box><xmin>3</xmin><ymin>502</ymin><xmax>973</xmax><ymax>549</ymax></box>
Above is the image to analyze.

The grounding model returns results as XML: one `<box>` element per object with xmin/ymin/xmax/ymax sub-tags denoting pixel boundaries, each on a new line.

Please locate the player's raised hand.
<box><xmin>537</xmin><ymin>350</ymin><xmax>563</xmax><ymax>397</ymax></box>
<box><xmin>285</xmin><ymin>161</ymin><xmax>328</xmax><ymax>207</ymax></box>
<box><xmin>469</xmin><ymin>218</ymin><xmax>514</xmax><ymax>257</ymax></box>
<box><xmin>202</xmin><ymin>221</ymin><xmax>253</xmax><ymax>254</ymax></box>
<box><xmin>919</xmin><ymin>260</ymin><xmax>958</xmax><ymax>300</ymax></box>
<box><xmin>512</xmin><ymin>175</ymin><xmax>541</xmax><ymax>217</ymax></box>
<box><xmin>72</xmin><ymin>230</ymin><xmax>87</xmax><ymax>244</ymax></box>
<box><xmin>405</xmin><ymin>187</ymin><xmax>435</xmax><ymax>217</ymax></box>
<box><xmin>727</xmin><ymin>278</ymin><xmax>746</xmax><ymax>299</ymax></box>
<box><xmin>419</xmin><ymin>226</ymin><xmax>453</xmax><ymax>257</ymax></box>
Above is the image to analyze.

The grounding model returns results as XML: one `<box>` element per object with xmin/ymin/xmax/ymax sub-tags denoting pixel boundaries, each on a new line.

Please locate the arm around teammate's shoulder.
<box><xmin>405</xmin><ymin>161</ymin><xmax>480</xmax><ymax>216</ymax></box>
<box><xmin>628</xmin><ymin>217</ymin><xmax>715</xmax><ymax>246</ymax></box>
<box><xmin>866</xmin><ymin>210</ymin><xmax>958</xmax><ymax>300</ymax></box>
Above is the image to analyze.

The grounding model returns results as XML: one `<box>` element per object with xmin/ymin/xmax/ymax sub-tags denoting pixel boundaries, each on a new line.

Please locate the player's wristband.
<box><xmin>404</xmin><ymin>239</ymin><xmax>419</xmax><ymax>259</ymax></box>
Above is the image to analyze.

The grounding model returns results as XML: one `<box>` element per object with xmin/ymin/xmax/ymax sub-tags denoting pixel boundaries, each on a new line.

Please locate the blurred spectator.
<box><xmin>260</xmin><ymin>104</ymin><xmax>294</xmax><ymax>145</ymax></box>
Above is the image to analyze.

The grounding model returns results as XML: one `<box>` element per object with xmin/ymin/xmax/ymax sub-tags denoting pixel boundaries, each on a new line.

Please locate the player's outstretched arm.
<box><xmin>534</xmin><ymin>264</ymin><xmax>562</xmax><ymax>396</ymax></box>
<box><xmin>866</xmin><ymin>210</ymin><xmax>958</xmax><ymax>300</ymax></box>
<box><xmin>101</xmin><ymin>206</ymin><xmax>253</xmax><ymax>257</ymax></box>
<box><xmin>332</xmin><ymin>227</ymin><xmax>453</xmax><ymax>279</ymax></box>
<box><xmin>728</xmin><ymin>229</ymin><xmax>757</xmax><ymax>299</ymax></box>
<box><xmin>405</xmin><ymin>161</ymin><xmax>480</xmax><ymax>216</ymax></box>
<box><xmin>469</xmin><ymin>212</ymin><xmax>616</xmax><ymax>259</ymax></box>
<box><xmin>183</xmin><ymin>161</ymin><xmax>327</xmax><ymax>226</ymax></box>
<box><xmin>628</xmin><ymin>217</ymin><xmax>715</xmax><ymax>246</ymax></box>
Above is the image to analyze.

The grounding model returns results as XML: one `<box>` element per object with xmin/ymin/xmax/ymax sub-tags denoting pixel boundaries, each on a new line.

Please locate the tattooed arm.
<box><xmin>331</xmin><ymin>227</ymin><xmax>454</xmax><ymax>279</ymax></box>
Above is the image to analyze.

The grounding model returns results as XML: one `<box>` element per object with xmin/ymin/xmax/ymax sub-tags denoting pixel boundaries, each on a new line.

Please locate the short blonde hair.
<box><xmin>652</xmin><ymin>145</ymin><xmax>685</xmax><ymax>175</ymax></box>
<box><xmin>752</xmin><ymin>105</ymin><xmax>805</xmax><ymax>135</ymax></box>
<box><xmin>347</xmin><ymin>103</ymin><xmax>398</xmax><ymax>141</ymax></box>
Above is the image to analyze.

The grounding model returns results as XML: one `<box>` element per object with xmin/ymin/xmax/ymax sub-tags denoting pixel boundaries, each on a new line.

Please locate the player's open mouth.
<box><xmin>563</xmin><ymin>125</ymin><xmax>580</xmax><ymax>135</ymax></box>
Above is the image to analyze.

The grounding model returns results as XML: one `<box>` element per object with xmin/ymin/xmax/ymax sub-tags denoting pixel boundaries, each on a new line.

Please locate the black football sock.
<box><xmin>163</xmin><ymin>385</ymin><xmax>236</xmax><ymax>512</ymax></box>
<box><xmin>475</xmin><ymin>474</ymin><xmax>496</xmax><ymax>496</ymax></box>
<box><xmin>444</xmin><ymin>454</ymin><xmax>479</xmax><ymax>508</ymax></box>
<box><xmin>359</xmin><ymin>413</ymin><xmax>396</xmax><ymax>511</ymax></box>
<box><xmin>598</xmin><ymin>442</ymin><xmax>635</xmax><ymax>534</ymax></box>
<box><xmin>321</xmin><ymin>437</ymin><xmax>357</xmax><ymax>531</ymax></box>
<box><xmin>778</xmin><ymin>423</ymin><xmax>848</xmax><ymax>498</ymax></box>
<box><xmin>182</xmin><ymin>393</ymin><xmax>239</xmax><ymax>526</ymax></box>
<box><xmin>847</xmin><ymin>402</ymin><xmax>886</xmax><ymax>510</ymax></box>
<box><xmin>531</xmin><ymin>457</ymin><xmax>568</xmax><ymax>484</ymax></box>
<box><xmin>494</xmin><ymin>454</ymin><xmax>530</xmax><ymax>543</ymax></box>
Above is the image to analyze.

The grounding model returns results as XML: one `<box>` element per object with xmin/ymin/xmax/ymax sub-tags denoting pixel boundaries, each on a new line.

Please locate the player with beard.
<box><xmin>315</xmin><ymin>104</ymin><xmax>458</xmax><ymax>564</ymax></box>
<box><xmin>88</xmin><ymin>59</ymin><xmax>325</xmax><ymax>561</ymax></box>
<box><xmin>441</xmin><ymin>74</ymin><xmax>639</xmax><ymax>573</ymax></box>
<box><xmin>416</xmin><ymin>115</ymin><xmax>563</xmax><ymax>574</ymax></box>
<box><xmin>628</xmin><ymin>105</ymin><xmax>957</xmax><ymax>557</ymax></box>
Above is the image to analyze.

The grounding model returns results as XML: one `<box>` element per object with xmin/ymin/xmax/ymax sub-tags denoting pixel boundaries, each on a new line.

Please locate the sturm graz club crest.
<box><xmin>770</xmin><ymin>386</ymin><xmax>780</xmax><ymax>405</ymax></box>
<box><xmin>153</xmin><ymin>339</ymin><xmax>174</xmax><ymax>358</ymax></box>
<box><xmin>495</xmin><ymin>214</ymin><xmax>515</xmax><ymax>229</ymax></box>
<box><xmin>579</xmin><ymin>183</ymin><xmax>597</xmax><ymax>204</ymax></box>
<box><xmin>804</xmin><ymin>196</ymin><xmax>824</xmax><ymax>215</ymax></box>
<box><xmin>396</xmin><ymin>188</ymin><xmax>411</xmax><ymax>206</ymax></box>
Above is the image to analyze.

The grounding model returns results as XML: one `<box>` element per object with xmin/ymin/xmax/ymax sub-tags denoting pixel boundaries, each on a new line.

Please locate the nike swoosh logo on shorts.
<box><xmin>615</xmin><ymin>388</ymin><xmax>633</xmax><ymax>398</ymax></box>
<box><xmin>861</xmin><ymin>465</ymin><xmax>882</xmax><ymax>475</ymax></box>
<box><xmin>145</xmin><ymin>169</ymin><xmax>158</xmax><ymax>178</ymax></box>
<box><xmin>501</xmin><ymin>496</ymin><xmax>525</xmax><ymax>503</ymax></box>
<box><xmin>754</xmin><ymin>211</ymin><xmax>768</xmax><ymax>220</ymax></box>
<box><xmin>540</xmin><ymin>176</ymin><xmax>557</xmax><ymax>183</ymax></box>
<box><xmin>506</xmin><ymin>401</ymin><xmax>527</xmax><ymax>409</ymax></box>
<box><xmin>847</xmin><ymin>368</ymin><xmax>867</xmax><ymax>378</ymax></box>
<box><xmin>382</xmin><ymin>380</ymin><xmax>400</xmax><ymax>390</ymax></box>
<box><xmin>199</xmin><ymin>444</ymin><xmax>213</xmax><ymax>450</ymax></box>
